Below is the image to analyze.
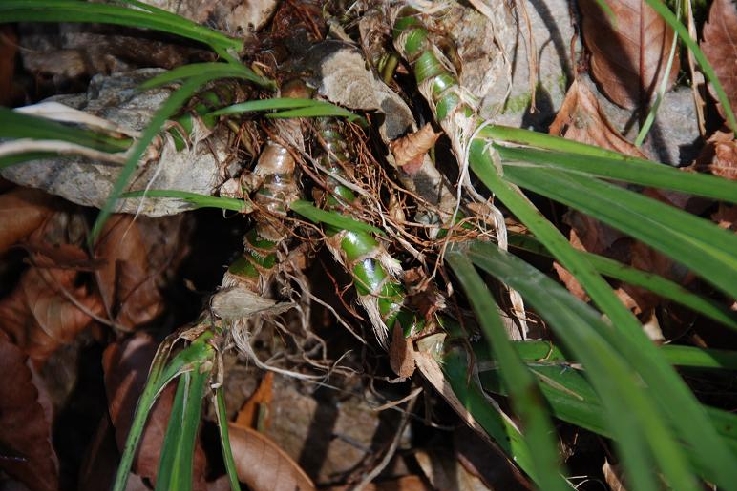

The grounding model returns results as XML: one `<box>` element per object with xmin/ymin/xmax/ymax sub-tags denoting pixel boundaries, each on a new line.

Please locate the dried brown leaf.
<box><xmin>0</xmin><ymin>188</ymin><xmax>55</xmax><ymax>255</ymax></box>
<box><xmin>549</xmin><ymin>79</ymin><xmax>646</xmax><ymax>157</ymax></box>
<box><xmin>0</xmin><ymin>332</ymin><xmax>58</xmax><ymax>491</ymax></box>
<box><xmin>579</xmin><ymin>0</ymin><xmax>680</xmax><ymax>109</ymax></box>
<box><xmin>602</xmin><ymin>459</ymin><xmax>628</xmax><ymax>491</ymax></box>
<box><xmin>0</xmin><ymin>256</ymin><xmax>104</xmax><ymax>362</ymax></box>
<box><xmin>77</xmin><ymin>416</ymin><xmax>123</xmax><ymax>491</ymax></box>
<box><xmin>561</xmin><ymin>196</ymin><xmax>689</xmax><ymax>319</ymax></box>
<box><xmin>713</xmin><ymin>203</ymin><xmax>737</xmax><ymax>232</ymax></box>
<box><xmin>235</xmin><ymin>371</ymin><xmax>274</xmax><ymax>430</ymax></box>
<box><xmin>102</xmin><ymin>334</ymin><xmax>206</xmax><ymax>488</ymax></box>
<box><xmin>711</xmin><ymin>138</ymin><xmax>737</xmax><ymax>180</ymax></box>
<box><xmin>701</xmin><ymin>0</ymin><xmax>737</xmax><ymax>121</ymax></box>
<box><xmin>323</xmin><ymin>475</ymin><xmax>430</xmax><ymax>491</ymax></box>
<box><xmin>227</xmin><ymin>423</ymin><xmax>315</xmax><ymax>491</ymax></box>
<box><xmin>691</xmin><ymin>130</ymin><xmax>737</xmax><ymax>180</ymax></box>
<box><xmin>0</xmin><ymin>27</ymin><xmax>17</xmax><ymax>106</ymax></box>
<box><xmin>390</xmin><ymin>323</ymin><xmax>415</xmax><ymax>379</ymax></box>
<box><xmin>94</xmin><ymin>215</ymin><xmax>185</xmax><ymax>330</ymax></box>
<box><xmin>618</xmin><ymin>240</ymin><xmax>683</xmax><ymax>316</ymax></box>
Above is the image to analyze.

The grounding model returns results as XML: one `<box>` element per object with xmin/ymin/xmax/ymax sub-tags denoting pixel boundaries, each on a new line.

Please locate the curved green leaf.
<box><xmin>504</xmin><ymin>165</ymin><xmax>737</xmax><ymax>300</ymax></box>
<box><xmin>447</xmin><ymin>252</ymin><xmax>572</xmax><ymax>490</ymax></box>
<box><xmin>0</xmin><ymin>0</ymin><xmax>242</xmax><ymax>56</ymax></box>
<box><xmin>464</xmin><ymin>239</ymin><xmax>737</xmax><ymax>489</ymax></box>
<box><xmin>290</xmin><ymin>199</ymin><xmax>385</xmax><ymax>236</ymax></box>
<box><xmin>121</xmin><ymin>190</ymin><xmax>252</xmax><ymax>213</ymax></box>
<box><xmin>508</xmin><ymin>233</ymin><xmax>737</xmax><ymax>331</ymax></box>
<box><xmin>497</xmin><ymin>145</ymin><xmax>737</xmax><ymax>205</ymax></box>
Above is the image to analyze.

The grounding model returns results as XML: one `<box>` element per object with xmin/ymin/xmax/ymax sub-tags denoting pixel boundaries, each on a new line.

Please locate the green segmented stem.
<box><xmin>393</xmin><ymin>9</ymin><xmax>477</xmax><ymax>124</ymax></box>
<box><xmin>227</xmin><ymin>137</ymin><xmax>301</xmax><ymax>291</ymax></box>
<box><xmin>315</xmin><ymin>118</ymin><xmax>419</xmax><ymax>345</ymax></box>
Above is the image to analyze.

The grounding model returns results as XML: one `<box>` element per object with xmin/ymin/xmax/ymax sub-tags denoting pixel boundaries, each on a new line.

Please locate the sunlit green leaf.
<box><xmin>121</xmin><ymin>190</ymin><xmax>251</xmax><ymax>213</ymax></box>
<box><xmin>290</xmin><ymin>199</ymin><xmax>385</xmax><ymax>236</ymax></box>
<box><xmin>447</xmin><ymin>251</ymin><xmax>571</xmax><ymax>490</ymax></box>
<box><xmin>0</xmin><ymin>0</ymin><xmax>242</xmax><ymax>57</ymax></box>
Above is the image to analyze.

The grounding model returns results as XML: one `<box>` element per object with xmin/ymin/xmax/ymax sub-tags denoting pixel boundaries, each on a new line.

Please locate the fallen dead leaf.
<box><xmin>0</xmin><ymin>254</ymin><xmax>104</xmax><ymax>362</ymax></box>
<box><xmin>389</xmin><ymin>322</ymin><xmax>415</xmax><ymax>379</ymax></box>
<box><xmin>77</xmin><ymin>415</ymin><xmax>125</xmax><ymax>491</ymax></box>
<box><xmin>94</xmin><ymin>214</ymin><xmax>186</xmax><ymax>330</ymax></box>
<box><xmin>102</xmin><ymin>334</ymin><xmax>207</xmax><ymax>489</ymax></box>
<box><xmin>235</xmin><ymin>371</ymin><xmax>274</xmax><ymax>430</ymax></box>
<box><xmin>602</xmin><ymin>458</ymin><xmax>628</xmax><ymax>491</ymax></box>
<box><xmin>579</xmin><ymin>0</ymin><xmax>679</xmax><ymax>109</ymax></box>
<box><xmin>0</xmin><ymin>331</ymin><xmax>58</xmax><ymax>491</ymax></box>
<box><xmin>553</xmin><ymin>226</ymin><xmax>591</xmax><ymax>302</ymax></box>
<box><xmin>691</xmin><ymin>130</ymin><xmax>737</xmax><ymax>180</ymax></box>
<box><xmin>710</xmin><ymin>136</ymin><xmax>737</xmax><ymax>181</ymax></box>
<box><xmin>701</xmin><ymin>0</ymin><xmax>737</xmax><ymax>122</ymax></box>
<box><xmin>713</xmin><ymin>203</ymin><xmax>737</xmax><ymax>232</ymax></box>
<box><xmin>623</xmin><ymin>240</ymin><xmax>689</xmax><ymax>313</ymax></box>
<box><xmin>227</xmin><ymin>423</ymin><xmax>316</xmax><ymax>491</ymax></box>
<box><xmin>320</xmin><ymin>475</ymin><xmax>426</xmax><ymax>491</ymax></box>
<box><xmin>549</xmin><ymin>79</ymin><xmax>646</xmax><ymax>157</ymax></box>
<box><xmin>0</xmin><ymin>26</ymin><xmax>17</xmax><ymax>106</ymax></box>
<box><xmin>0</xmin><ymin>188</ymin><xmax>55</xmax><ymax>255</ymax></box>
<box><xmin>322</xmin><ymin>475</ymin><xmax>430</xmax><ymax>491</ymax></box>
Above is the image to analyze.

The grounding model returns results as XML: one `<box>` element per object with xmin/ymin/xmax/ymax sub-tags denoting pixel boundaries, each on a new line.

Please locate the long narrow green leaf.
<box><xmin>504</xmin><ymin>165</ymin><xmax>737</xmax><ymax>300</ymax></box>
<box><xmin>211</xmin><ymin>98</ymin><xmax>322</xmax><ymax>114</ymax></box>
<box><xmin>508</xmin><ymin>233</ymin><xmax>737</xmax><ymax>331</ymax></box>
<box><xmin>215</xmin><ymin>387</ymin><xmax>241</xmax><ymax>491</ymax></box>
<box><xmin>660</xmin><ymin>345</ymin><xmax>737</xmax><ymax>370</ymax></box>
<box><xmin>469</xmin><ymin>140</ymin><xmax>737</xmax><ymax>489</ymax></box>
<box><xmin>431</xmin><ymin>335</ymin><xmax>536</xmax><ymax>473</ymax></box>
<box><xmin>91</xmin><ymin>73</ymin><xmax>226</xmax><ymax>242</ymax></box>
<box><xmin>265</xmin><ymin>106</ymin><xmax>365</xmax><ymax>125</ymax></box>
<box><xmin>0</xmin><ymin>107</ymin><xmax>131</xmax><ymax>153</ymax></box>
<box><xmin>480</xmin><ymin>125</ymin><xmax>635</xmax><ymax>158</ymax></box>
<box><xmin>475</xmin><ymin>340</ymin><xmax>737</xmax><ymax>455</ymax></box>
<box><xmin>139</xmin><ymin>62</ymin><xmax>273</xmax><ymax>91</ymax></box>
<box><xmin>447</xmin><ymin>252</ymin><xmax>571</xmax><ymax>490</ymax></box>
<box><xmin>211</xmin><ymin>98</ymin><xmax>366</xmax><ymax>124</ymax></box>
<box><xmin>121</xmin><ymin>190</ymin><xmax>252</xmax><ymax>213</ymax></box>
<box><xmin>464</xmin><ymin>242</ymin><xmax>704</xmax><ymax>491</ymax></box>
<box><xmin>156</xmin><ymin>374</ymin><xmax>189</xmax><ymax>491</ymax></box>
<box><xmin>156</xmin><ymin>365</ymin><xmax>207</xmax><ymax>491</ymax></box>
<box><xmin>0</xmin><ymin>0</ymin><xmax>242</xmax><ymax>56</ymax></box>
<box><xmin>496</xmin><ymin>145</ymin><xmax>737</xmax><ymax>205</ymax></box>
<box><xmin>475</xmin><ymin>343</ymin><xmax>611</xmax><ymax>438</ymax></box>
<box><xmin>113</xmin><ymin>331</ymin><xmax>214</xmax><ymax>491</ymax></box>
<box><xmin>290</xmin><ymin>199</ymin><xmax>385</xmax><ymax>236</ymax></box>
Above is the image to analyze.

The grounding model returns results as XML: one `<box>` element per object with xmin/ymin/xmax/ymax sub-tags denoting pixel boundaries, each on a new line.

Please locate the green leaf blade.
<box><xmin>504</xmin><ymin>166</ymin><xmax>737</xmax><ymax>300</ymax></box>
<box><xmin>0</xmin><ymin>0</ymin><xmax>243</xmax><ymax>55</ymax></box>
<box><xmin>447</xmin><ymin>250</ymin><xmax>571</xmax><ymax>490</ymax></box>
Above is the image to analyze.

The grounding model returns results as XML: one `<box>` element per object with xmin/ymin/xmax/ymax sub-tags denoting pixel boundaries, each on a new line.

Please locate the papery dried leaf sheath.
<box><xmin>390</xmin><ymin>123</ymin><xmax>439</xmax><ymax>175</ymax></box>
